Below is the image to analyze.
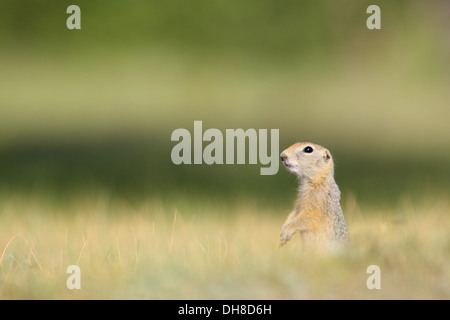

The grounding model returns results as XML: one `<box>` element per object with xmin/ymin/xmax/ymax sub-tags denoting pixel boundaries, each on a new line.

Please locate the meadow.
<box><xmin>0</xmin><ymin>48</ymin><xmax>448</xmax><ymax>299</ymax></box>
<box><xmin>0</xmin><ymin>1</ymin><xmax>449</xmax><ymax>300</ymax></box>
<box><xmin>0</xmin><ymin>190</ymin><xmax>448</xmax><ymax>299</ymax></box>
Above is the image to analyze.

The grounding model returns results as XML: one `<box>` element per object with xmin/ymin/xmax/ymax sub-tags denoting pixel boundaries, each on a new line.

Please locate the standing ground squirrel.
<box><xmin>279</xmin><ymin>142</ymin><xmax>349</xmax><ymax>251</ymax></box>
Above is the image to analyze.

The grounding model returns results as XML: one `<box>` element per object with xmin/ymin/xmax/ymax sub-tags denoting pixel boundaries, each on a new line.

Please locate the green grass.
<box><xmin>1</xmin><ymin>193</ymin><xmax>448</xmax><ymax>299</ymax></box>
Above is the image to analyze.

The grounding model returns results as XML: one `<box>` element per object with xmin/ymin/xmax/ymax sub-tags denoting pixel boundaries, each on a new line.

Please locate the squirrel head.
<box><xmin>280</xmin><ymin>142</ymin><xmax>333</xmax><ymax>181</ymax></box>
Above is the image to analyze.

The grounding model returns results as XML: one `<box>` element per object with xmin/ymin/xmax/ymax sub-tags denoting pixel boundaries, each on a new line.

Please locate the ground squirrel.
<box><xmin>279</xmin><ymin>142</ymin><xmax>349</xmax><ymax>251</ymax></box>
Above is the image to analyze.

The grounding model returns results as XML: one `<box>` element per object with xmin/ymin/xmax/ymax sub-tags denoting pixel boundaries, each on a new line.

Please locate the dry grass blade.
<box><xmin>169</xmin><ymin>210</ymin><xmax>177</xmax><ymax>254</ymax></box>
<box><xmin>76</xmin><ymin>235</ymin><xmax>87</xmax><ymax>266</ymax></box>
<box><xmin>18</xmin><ymin>235</ymin><xmax>43</xmax><ymax>272</ymax></box>
<box><xmin>0</xmin><ymin>233</ymin><xmax>21</xmax><ymax>265</ymax></box>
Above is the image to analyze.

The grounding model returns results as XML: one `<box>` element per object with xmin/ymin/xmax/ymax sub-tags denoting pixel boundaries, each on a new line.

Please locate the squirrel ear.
<box><xmin>324</xmin><ymin>151</ymin><xmax>331</xmax><ymax>162</ymax></box>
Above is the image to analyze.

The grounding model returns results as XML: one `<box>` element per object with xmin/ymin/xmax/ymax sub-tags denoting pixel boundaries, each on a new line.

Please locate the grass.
<box><xmin>0</xmin><ymin>0</ymin><xmax>448</xmax><ymax>301</ymax></box>
<box><xmin>0</xmin><ymin>193</ymin><xmax>448</xmax><ymax>299</ymax></box>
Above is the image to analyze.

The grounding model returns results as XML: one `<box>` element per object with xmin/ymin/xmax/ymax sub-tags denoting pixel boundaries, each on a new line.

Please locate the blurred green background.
<box><xmin>0</xmin><ymin>0</ymin><xmax>449</xmax><ymax>209</ymax></box>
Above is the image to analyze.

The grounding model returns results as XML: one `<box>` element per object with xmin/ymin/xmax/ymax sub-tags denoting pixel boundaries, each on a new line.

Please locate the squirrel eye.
<box><xmin>303</xmin><ymin>146</ymin><xmax>313</xmax><ymax>153</ymax></box>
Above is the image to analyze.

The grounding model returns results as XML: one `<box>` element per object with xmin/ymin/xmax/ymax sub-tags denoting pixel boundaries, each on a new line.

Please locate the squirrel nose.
<box><xmin>280</xmin><ymin>153</ymin><xmax>287</xmax><ymax>162</ymax></box>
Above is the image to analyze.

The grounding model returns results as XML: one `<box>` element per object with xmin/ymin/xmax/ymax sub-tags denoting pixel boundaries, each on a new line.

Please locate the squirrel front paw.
<box><xmin>279</xmin><ymin>224</ymin><xmax>294</xmax><ymax>247</ymax></box>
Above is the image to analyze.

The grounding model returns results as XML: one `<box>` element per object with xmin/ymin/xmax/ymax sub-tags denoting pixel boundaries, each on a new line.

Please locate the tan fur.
<box><xmin>279</xmin><ymin>142</ymin><xmax>349</xmax><ymax>251</ymax></box>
